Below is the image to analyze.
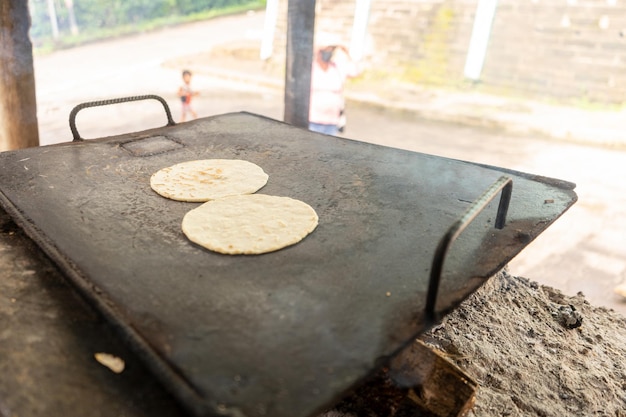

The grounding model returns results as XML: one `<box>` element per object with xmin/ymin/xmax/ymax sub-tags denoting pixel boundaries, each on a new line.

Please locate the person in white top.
<box><xmin>308</xmin><ymin>45</ymin><xmax>359</xmax><ymax>135</ymax></box>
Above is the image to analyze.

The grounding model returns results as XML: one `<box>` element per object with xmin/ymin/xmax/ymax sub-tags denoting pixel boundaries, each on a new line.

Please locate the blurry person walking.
<box><xmin>308</xmin><ymin>43</ymin><xmax>359</xmax><ymax>135</ymax></box>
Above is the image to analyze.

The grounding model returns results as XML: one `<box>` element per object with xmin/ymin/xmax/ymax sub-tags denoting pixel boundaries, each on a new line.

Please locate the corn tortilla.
<box><xmin>150</xmin><ymin>159</ymin><xmax>268</xmax><ymax>202</ymax></box>
<box><xmin>182</xmin><ymin>194</ymin><xmax>319</xmax><ymax>255</ymax></box>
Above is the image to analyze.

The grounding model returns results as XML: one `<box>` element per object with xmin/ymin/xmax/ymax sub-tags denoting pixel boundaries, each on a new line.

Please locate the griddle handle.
<box><xmin>425</xmin><ymin>176</ymin><xmax>513</xmax><ymax>322</ymax></box>
<box><xmin>69</xmin><ymin>95</ymin><xmax>176</xmax><ymax>141</ymax></box>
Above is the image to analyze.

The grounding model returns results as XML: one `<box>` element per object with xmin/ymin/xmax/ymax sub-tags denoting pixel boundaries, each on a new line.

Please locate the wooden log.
<box><xmin>389</xmin><ymin>339</ymin><xmax>477</xmax><ymax>417</ymax></box>
<box><xmin>0</xmin><ymin>0</ymin><xmax>39</xmax><ymax>151</ymax></box>
<box><xmin>325</xmin><ymin>339</ymin><xmax>477</xmax><ymax>417</ymax></box>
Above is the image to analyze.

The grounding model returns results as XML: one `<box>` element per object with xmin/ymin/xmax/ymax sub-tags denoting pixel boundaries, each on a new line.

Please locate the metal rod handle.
<box><xmin>425</xmin><ymin>176</ymin><xmax>513</xmax><ymax>321</ymax></box>
<box><xmin>69</xmin><ymin>95</ymin><xmax>176</xmax><ymax>141</ymax></box>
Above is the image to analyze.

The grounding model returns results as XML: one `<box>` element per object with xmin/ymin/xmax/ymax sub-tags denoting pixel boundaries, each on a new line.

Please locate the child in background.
<box><xmin>178</xmin><ymin>69</ymin><xmax>198</xmax><ymax>122</ymax></box>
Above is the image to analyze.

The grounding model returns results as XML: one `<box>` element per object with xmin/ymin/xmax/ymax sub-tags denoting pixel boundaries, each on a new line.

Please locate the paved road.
<box><xmin>33</xmin><ymin>11</ymin><xmax>626</xmax><ymax>315</ymax></box>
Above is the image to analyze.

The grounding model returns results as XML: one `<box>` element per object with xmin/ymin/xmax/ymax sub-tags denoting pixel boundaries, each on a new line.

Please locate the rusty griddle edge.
<box><xmin>0</xmin><ymin>192</ymin><xmax>214</xmax><ymax>417</ymax></box>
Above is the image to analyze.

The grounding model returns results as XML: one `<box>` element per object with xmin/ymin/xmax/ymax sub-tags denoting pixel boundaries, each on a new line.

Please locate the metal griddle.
<box><xmin>0</xmin><ymin>110</ymin><xmax>576</xmax><ymax>417</ymax></box>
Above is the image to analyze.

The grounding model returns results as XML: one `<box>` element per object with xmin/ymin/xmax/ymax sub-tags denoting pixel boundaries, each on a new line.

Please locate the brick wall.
<box><xmin>364</xmin><ymin>0</ymin><xmax>475</xmax><ymax>84</ymax></box>
<box><xmin>486</xmin><ymin>0</ymin><xmax>626</xmax><ymax>104</ymax></box>
<box><xmin>272</xmin><ymin>0</ymin><xmax>626</xmax><ymax>105</ymax></box>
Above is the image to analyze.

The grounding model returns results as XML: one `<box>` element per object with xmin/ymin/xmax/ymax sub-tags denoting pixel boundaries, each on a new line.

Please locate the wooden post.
<box><xmin>0</xmin><ymin>0</ymin><xmax>39</xmax><ymax>151</ymax></box>
<box><xmin>283</xmin><ymin>0</ymin><xmax>316</xmax><ymax>128</ymax></box>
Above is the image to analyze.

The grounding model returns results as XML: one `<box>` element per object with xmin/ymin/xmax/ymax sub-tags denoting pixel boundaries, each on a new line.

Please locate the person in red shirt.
<box><xmin>178</xmin><ymin>69</ymin><xmax>199</xmax><ymax>122</ymax></box>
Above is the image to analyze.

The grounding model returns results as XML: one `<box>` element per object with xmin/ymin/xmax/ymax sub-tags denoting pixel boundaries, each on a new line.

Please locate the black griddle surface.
<box><xmin>0</xmin><ymin>112</ymin><xmax>576</xmax><ymax>417</ymax></box>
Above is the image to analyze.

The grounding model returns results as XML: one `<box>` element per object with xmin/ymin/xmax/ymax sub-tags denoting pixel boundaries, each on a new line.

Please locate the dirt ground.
<box><xmin>322</xmin><ymin>271</ymin><xmax>626</xmax><ymax>417</ymax></box>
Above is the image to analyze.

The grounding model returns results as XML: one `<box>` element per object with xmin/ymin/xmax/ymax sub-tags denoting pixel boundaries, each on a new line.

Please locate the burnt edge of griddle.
<box><xmin>119</xmin><ymin>135</ymin><xmax>186</xmax><ymax>157</ymax></box>
<box><xmin>0</xmin><ymin>191</ymin><xmax>209</xmax><ymax>416</ymax></box>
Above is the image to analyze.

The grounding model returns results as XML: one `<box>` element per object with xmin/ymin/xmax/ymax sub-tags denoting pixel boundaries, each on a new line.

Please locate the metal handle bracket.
<box><xmin>425</xmin><ymin>176</ymin><xmax>513</xmax><ymax>321</ymax></box>
<box><xmin>69</xmin><ymin>94</ymin><xmax>176</xmax><ymax>141</ymax></box>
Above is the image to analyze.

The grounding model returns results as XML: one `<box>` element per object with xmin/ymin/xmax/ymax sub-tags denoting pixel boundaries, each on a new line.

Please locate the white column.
<box><xmin>464</xmin><ymin>0</ymin><xmax>499</xmax><ymax>80</ymax></box>
<box><xmin>46</xmin><ymin>0</ymin><xmax>59</xmax><ymax>39</ymax></box>
<box><xmin>350</xmin><ymin>0</ymin><xmax>371</xmax><ymax>61</ymax></box>
<box><xmin>260</xmin><ymin>0</ymin><xmax>280</xmax><ymax>60</ymax></box>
